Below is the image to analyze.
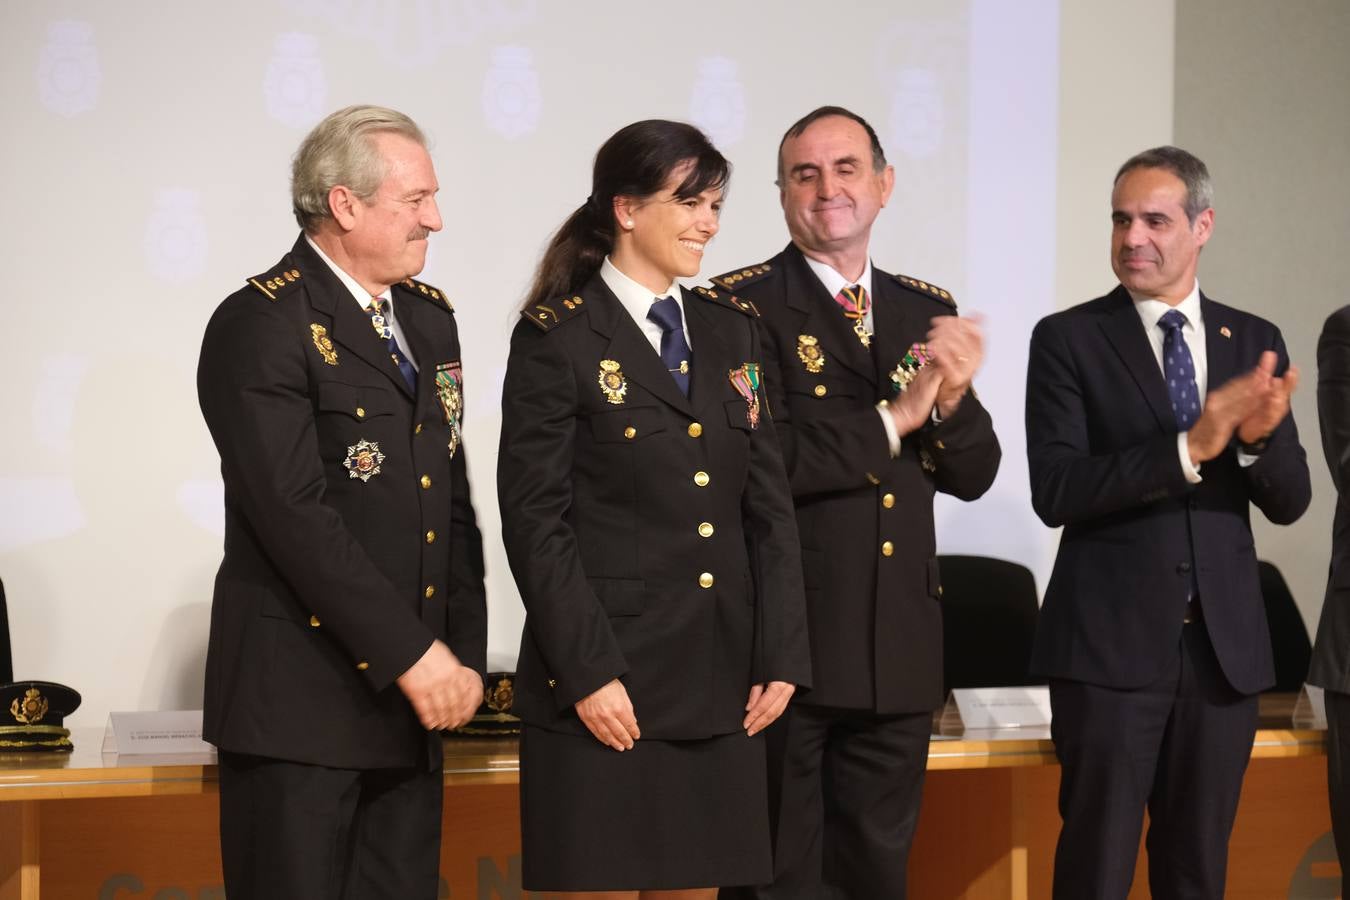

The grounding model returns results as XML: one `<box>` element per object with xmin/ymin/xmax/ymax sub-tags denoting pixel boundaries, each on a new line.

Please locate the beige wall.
<box><xmin>1174</xmin><ymin>0</ymin><xmax>1350</xmax><ymax>638</ymax></box>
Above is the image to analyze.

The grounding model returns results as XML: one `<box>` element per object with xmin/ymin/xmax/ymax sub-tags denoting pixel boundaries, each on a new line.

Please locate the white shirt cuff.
<box><xmin>1178</xmin><ymin>432</ymin><xmax>1202</xmax><ymax>484</ymax></box>
<box><xmin>877</xmin><ymin>405</ymin><xmax>902</xmax><ymax>458</ymax></box>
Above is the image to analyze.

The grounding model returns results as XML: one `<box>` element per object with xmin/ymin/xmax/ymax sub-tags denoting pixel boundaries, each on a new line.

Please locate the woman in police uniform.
<box><xmin>497</xmin><ymin>120</ymin><xmax>811</xmax><ymax>898</ymax></box>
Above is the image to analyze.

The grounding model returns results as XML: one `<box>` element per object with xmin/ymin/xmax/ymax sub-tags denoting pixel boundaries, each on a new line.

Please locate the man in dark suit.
<box><xmin>715</xmin><ymin>106</ymin><xmax>1001</xmax><ymax>899</ymax></box>
<box><xmin>1026</xmin><ymin>145</ymin><xmax>1310</xmax><ymax>900</ymax></box>
<box><xmin>197</xmin><ymin>105</ymin><xmax>486</xmax><ymax>900</ymax></box>
<box><xmin>1309</xmin><ymin>305</ymin><xmax>1350</xmax><ymax>896</ymax></box>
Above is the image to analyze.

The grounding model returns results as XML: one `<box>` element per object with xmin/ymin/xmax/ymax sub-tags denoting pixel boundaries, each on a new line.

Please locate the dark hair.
<box><xmin>776</xmin><ymin>105</ymin><xmax>887</xmax><ymax>185</ymax></box>
<box><xmin>522</xmin><ymin>120</ymin><xmax>729</xmax><ymax>310</ymax></box>
<box><xmin>1114</xmin><ymin>146</ymin><xmax>1213</xmax><ymax>224</ymax></box>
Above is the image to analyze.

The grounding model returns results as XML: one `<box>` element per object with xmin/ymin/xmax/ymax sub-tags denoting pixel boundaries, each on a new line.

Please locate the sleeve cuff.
<box><xmin>876</xmin><ymin>405</ymin><xmax>902</xmax><ymax>458</ymax></box>
<box><xmin>1177</xmin><ymin>432</ymin><xmax>1203</xmax><ymax>483</ymax></box>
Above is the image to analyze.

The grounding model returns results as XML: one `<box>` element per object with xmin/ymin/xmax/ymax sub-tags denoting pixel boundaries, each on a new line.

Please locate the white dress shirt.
<box><xmin>600</xmin><ymin>256</ymin><xmax>690</xmax><ymax>353</ymax></box>
<box><xmin>306</xmin><ymin>235</ymin><xmax>419</xmax><ymax>370</ymax></box>
<box><xmin>1129</xmin><ymin>279</ymin><xmax>1251</xmax><ymax>482</ymax></box>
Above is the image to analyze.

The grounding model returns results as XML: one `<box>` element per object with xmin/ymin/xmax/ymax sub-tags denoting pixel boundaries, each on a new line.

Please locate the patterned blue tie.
<box><xmin>367</xmin><ymin>297</ymin><xmax>417</xmax><ymax>393</ymax></box>
<box><xmin>1159</xmin><ymin>309</ymin><xmax>1200</xmax><ymax>430</ymax></box>
<box><xmin>647</xmin><ymin>296</ymin><xmax>692</xmax><ymax>396</ymax></box>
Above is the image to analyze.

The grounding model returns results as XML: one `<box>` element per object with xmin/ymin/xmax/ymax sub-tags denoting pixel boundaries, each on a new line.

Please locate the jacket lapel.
<box><xmin>1099</xmin><ymin>285</ymin><xmax>1174</xmax><ymax>432</ymax></box>
<box><xmin>783</xmin><ymin>245</ymin><xmax>876</xmax><ymax>383</ymax></box>
<box><xmin>295</xmin><ymin>238</ymin><xmax>415</xmax><ymax>399</ymax></box>
<box><xmin>1201</xmin><ymin>292</ymin><xmax>1238</xmax><ymax>393</ymax></box>
<box><xmin>581</xmin><ymin>276</ymin><xmax>693</xmax><ymax>415</ymax></box>
<box><xmin>682</xmin><ymin>286</ymin><xmax>735</xmax><ymax>414</ymax></box>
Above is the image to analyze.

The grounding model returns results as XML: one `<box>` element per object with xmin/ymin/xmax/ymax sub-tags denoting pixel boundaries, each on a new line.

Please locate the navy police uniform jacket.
<box><xmin>498</xmin><ymin>274</ymin><xmax>812</xmax><ymax>739</ymax></box>
<box><xmin>197</xmin><ymin>235</ymin><xmax>488</xmax><ymax>770</ymax></box>
<box><xmin>713</xmin><ymin>245</ymin><xmax>1001</xmax><ymax>714</ymax></box>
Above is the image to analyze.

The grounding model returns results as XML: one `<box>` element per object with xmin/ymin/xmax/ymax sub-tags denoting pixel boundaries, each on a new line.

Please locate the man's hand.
<box><xmin>927</xmin><ymin>314</ymin><xmax>985</xmax><ymax>418</ymax></box>
<box><xmin>743</xmin><ymin>681</ymin><xmax>795</xmax><ymax>737</ymax></box>
<box><xmin>1237</xmin><ymin>361</ymin><xmax>1299</xmax><ymax>445</ymax></box>
<box><xmin>888</xmin><ymin>365</ymin><xmax>944</xmax><ymax>436</ymax></box>
<box><xmin>1187</xmin><ymin>351</ymin><xmax>1277</xmax><ymax>465</ymax></box>
<box><xmin>396</xmin><ymin>640</ymin><xmax>484</xmax><ymax>732</ymax></box>
<box><xmin>575</xmin><ymin>679</ymin><xmax>640</xmax><ymax>751</ymax></box>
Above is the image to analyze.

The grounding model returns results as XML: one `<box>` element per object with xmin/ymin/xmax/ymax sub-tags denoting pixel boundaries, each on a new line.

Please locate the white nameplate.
<box><xmin>102</xmin><ymin>710</ymin><xmax>213</xmax><ymax>755</ymax></box>
<box><xmin>1293</xmin><ymin>684</ymin><xmax>1328</xmax><ymax>730</ymax></box>
<box><xmin>951</xmin><ymin>686</ymin><xmax>1052</xmax><ymax>729</ymax></box>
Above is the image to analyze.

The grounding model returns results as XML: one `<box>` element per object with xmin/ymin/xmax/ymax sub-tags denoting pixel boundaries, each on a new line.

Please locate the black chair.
<box><xmin>1259</xmin><ymin>560</ymin><xmax>1312</xmax><ymax>693</ymax></box>
<box><xmin>938</xmin><ymin>555</ymin><xmax>1041</xmax><ymax>693</ymax></box>
<box><xmin>0</xmin><ymin>578</ymin><xmax>11</xmax><ymax>683</ymax></box>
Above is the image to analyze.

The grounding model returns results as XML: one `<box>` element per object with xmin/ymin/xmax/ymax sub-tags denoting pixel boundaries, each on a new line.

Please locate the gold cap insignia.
<box><xmin>486</xmin><ymin>676</ymin><xmax>515</xmax><ymax>713</ymax></box>
<box><xmin>797</xmin><ymin>334</ymin><xmax>825</xmax><ymax>374</ymax></box>
<box><xmin>343</xmin><ymin>439</ymin><xmax>386</xmax><ymax>482</ymax></box>
<box><xmin>310</xmin><ymin>324</ymin><xmax>338</xmax><ymax>366</ymax></box>
<box><xmin>598</xmin><ymin>359</ymin><xmax>627</xmax><ymax>405</ymax></box>
<box><xmin>11</xmin><ymin>688</ymin><xmax>48</xmax><ymax>725</ymax></box>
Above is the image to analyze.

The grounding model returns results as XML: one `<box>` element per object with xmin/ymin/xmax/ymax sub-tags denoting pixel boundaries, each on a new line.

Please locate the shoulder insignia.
<box><xmin>711</xmin><ymin>262</ymin><xmax>774</xmax><ymax>292</ymax></box>
<box><xmin>892</xmin><ymin>273</ymin><xmax>956</xmax><ymax>308</ymax></box>
<box><xmin>692</xmin><ymin>285</ymin><xmax>758</xmax><ymax>317</ymax></box>
<box><xmin>400</xmin><ymin>277</ymin><xmax>454</xmax><ymax>313</ymax></box>
<box><xmin>523</xmin><ymin>294</ymin><xmax>588</xmax><ymax>331</ymax></box>
<box><xmin>247</xmin><ymin>264</ymin><xmax>303</xmax><ymax>302</ymax></box>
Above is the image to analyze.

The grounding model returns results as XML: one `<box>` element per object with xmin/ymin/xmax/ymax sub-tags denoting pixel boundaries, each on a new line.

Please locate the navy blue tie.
<box><xmin>367</xmin><ymin>298</ymin><xmax>417</xmax><ymax>393</ymax></box>
<box><xmin>647</xmin><ymin>296</ymin><xmax>692</xmax><ymax>396</ymax></box>
<box><xmin>1159</xmin><ymin>309</ymin><xmax>1200</xmax><ymax>430</ymax></box>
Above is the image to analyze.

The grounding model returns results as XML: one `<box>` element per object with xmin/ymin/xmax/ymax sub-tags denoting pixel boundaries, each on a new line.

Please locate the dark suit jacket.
<box><xmin>197</xmin><ymin>235</ymin><xmax>487</xmax><ymax>770</ymax></box>
<box><xmin>498</xmin><ymin>275</ymin><xmax>811</xmax><ymax>739</ymax></box>
<box><xmin>714</xmin><ymin>245</ymin><xmax>1000</xmax><ymax>713</ymax></box>
<box><xmin>1309</xmin><ymin>306</ymin><xmax>1350</xmax><ymax>692</ymax></box>
<box><xmin>1027</xmin><ymin>286</ymin><xmax>1310</xmax><ymax>695</ymax></box>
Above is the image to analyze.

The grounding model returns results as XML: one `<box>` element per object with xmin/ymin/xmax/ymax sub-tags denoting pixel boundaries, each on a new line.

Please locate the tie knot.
<box><xmin>1158</xmin><ymin>309</ymin><xmax>1188</xmax><ymax>333</ymax></box>
<box><xmin>647</xmin><ymin>296</ymin><xmax>684</xmax><ymax>334</ymax></box>
<box><xmin>836</xmin><ymin>285</ymin><xmax>869</xmax><ymax>316</ymax></box>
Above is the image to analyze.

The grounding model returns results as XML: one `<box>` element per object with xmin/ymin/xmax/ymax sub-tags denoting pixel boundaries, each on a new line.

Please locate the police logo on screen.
<box><xmin>37</xmin><ymin>20</ymin><xmax>101</xmax><ymax>118</ymax></box>
<box><xmin>482</xmin><ymin>46</ymin><xmax>541</xmax><ymax>140</ymax></box>
<box><xmin>263</xmin><ymin>33</ymin><xmax>327</xmax><ymax>127</ymax></box>
<box><xmin>689</xmin><ymin>57</ymin><xmax>746</xmax><ymax>149</ymax></box>
<box><xmin>145</xmin><ymin>189</ymin><xmax>208</xmax><ymax>283</ymax></box>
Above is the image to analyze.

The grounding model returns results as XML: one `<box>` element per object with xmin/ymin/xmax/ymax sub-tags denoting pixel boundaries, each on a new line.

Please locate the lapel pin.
<box><xmin>1219</xmin><ymin>326</ymin><xmax>1231</xmax><ymax>338</ymax></box>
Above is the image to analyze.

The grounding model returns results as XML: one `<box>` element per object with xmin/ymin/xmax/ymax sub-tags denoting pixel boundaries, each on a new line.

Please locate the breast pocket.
<box><xmin>588</xmin><ymin>405</ymin><xmax>667</xmax><ymax>443</ymax></box>
<box><xmin>317</xmin><ymin>381</ymin><xmax>398</xmax><ymax>421</ymax></box>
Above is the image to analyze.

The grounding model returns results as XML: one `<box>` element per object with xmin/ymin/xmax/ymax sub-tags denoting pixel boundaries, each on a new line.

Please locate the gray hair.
<box><xmin>291</xmin><ymin>105</ymin><xmax>426</xmax><ymax>232</ymax></box>
<box><xmin>1114</xmin><ymin>146</ymin><xmax>1214</xmax><ymax>224</ymax></box>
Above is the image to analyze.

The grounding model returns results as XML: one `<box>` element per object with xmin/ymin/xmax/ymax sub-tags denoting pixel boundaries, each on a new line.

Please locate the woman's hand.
<box><xmin>744</xmin><ymin>681</ymin><xmax>795</xmax><ymax>736</ymax></box>
<box><xmin>575</xmin><ymin>679</ymin><xmax>641</xmax><ymax>751</ymax></box>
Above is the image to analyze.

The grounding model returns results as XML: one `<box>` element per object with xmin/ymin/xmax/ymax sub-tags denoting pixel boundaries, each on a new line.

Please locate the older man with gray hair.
<box><xmin>197</xmin><ymin>105</ymin><xmax>486</xmax><ymax>899</ymax></box>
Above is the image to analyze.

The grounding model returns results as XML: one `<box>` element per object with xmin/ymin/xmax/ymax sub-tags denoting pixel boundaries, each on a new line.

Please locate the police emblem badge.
<box><xmin>728</xmin><ymin>362</ymin><xmax>762</xmax><ymax>429</ymax></box>
<box><xmin>434</xmin><ymin>362</ymin><xmax>464</xmax><ymax>459</ymax></box>
<box><xmin>598</xmin><ymin>359</ymin><xmax>627</xmax><ymax>405</ymax></box>
<box><xmin>889</xmin><ymin>342</ymin><xmax>934</xmax><ymax>393</ymax></box>
<box><xmin>310</xmin><ymin>323</ymin><xmax>338</xmax><ymax>365</ymax></box>
<box><xmin>11</xmin><ymin>688</ymin><xmax>48</xmax><ymax>725</ymax></box>
<box><xmin>343</xmin><ymin>439</ymin><xmax>385</xmax><ymax>482</ymax></box>
<box><xmin>797</xmin><ymin>334</ymin><xmax>825</xmax><ymax>373</ymax></box>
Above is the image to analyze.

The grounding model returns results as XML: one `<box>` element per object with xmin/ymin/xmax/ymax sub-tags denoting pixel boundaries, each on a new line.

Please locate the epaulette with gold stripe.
<box><xmin>247</xmin><ymin>263</ymin><xmax>303</xmax><ymax>302</ymax></box>
<box><xmin>892</xmin><ymin>273</ymin><xmax>956</xmax><ymax>308</ymax></box>
<box><xmin>400</xmin><ymin>276</ymin><xmax>454</xmax><ymax>313</ymax></box>
<box><xmin>524</xmin><ymin>293</ymin><xmax>588</xmax><ymax>331</ymax></box>
<box><xmin>711</xmin><ymin>262</ymin><xmax>774</xmax><ymax>292</ymax></box>
<box><xmin>692</xmin><ymin>285</ymin><xmax>758</xmax><ymax>317</ymax></box>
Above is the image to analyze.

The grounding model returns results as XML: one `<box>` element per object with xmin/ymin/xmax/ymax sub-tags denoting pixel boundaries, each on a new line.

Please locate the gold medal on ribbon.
<box><xmin>728</xmin><ymin>363</ymin><xmax>762</xmax><ymax>430</ymax></box>
<box><xmin>889</xmin><ymin>343</ymin><xmax>934</xmax><ymax>393</ymax></box>
<box><xmin>797</xmin><ymin>334</ymin><xmax>825</xmax><ymax>373</ymax></box>
<box><xmin>434</xmin><ymin>362</ymin><xmax>464</xmax><ymax>459</ymax></box>
<box><xmin>598</xmin><ymin>359</ymin><xmax>627</xmax><ymax>405</ymax></box>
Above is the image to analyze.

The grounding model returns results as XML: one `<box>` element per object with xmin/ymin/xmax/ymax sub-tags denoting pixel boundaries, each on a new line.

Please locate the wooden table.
<box><xmin>0</xmin><ymin>698</ymin><xmax>1336</xmax><ymax>899</ymax></box>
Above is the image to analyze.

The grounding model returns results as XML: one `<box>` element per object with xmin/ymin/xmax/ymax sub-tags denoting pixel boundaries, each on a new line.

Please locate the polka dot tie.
<box><xmin>1159</xmin><ymin>309</ymin><xmax>1200</xmax><ymax>430</ymax></box>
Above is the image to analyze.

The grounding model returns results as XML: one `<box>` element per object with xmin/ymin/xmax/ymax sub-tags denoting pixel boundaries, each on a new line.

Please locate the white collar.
<box><xmin>600</xmin><ymin>256</ymin><xmax>679</xmax><ymax>322</ymax></box>
<box><xmin>801</xmin><ymin>252</ymin><xmax>874</xmax><ymax>300</ymax></box>
<box><xmin>1130</xmin><ymin>279</ymin><xmax>1203</xmax><ymax>331</ymax></box>
<box><xmin>305</xmin><ymin>234</ymin><xmax>391</xmax><ymax>309</ymax></box>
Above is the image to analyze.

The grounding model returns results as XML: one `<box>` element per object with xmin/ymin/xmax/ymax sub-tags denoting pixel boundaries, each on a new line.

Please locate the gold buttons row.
<box><xmin>814</xmin><ymin>384</ymin><xmax>827</xmax><ymax>397</ymax></box>
<box><xmin>624</xmin><ymin>426</ymin><xmax>637</xmax><ymax>439</ymax></box>
<box><xmin>426</xmin><ymin>530</ymin><xmax>436</xmax><ymax>544</ymax></box>
<box><xmin>882</xmin><ymin>493</ymin><xmax>895</xmax><ymax>509</ymax></box>
<box><xmin>698</xmin><ymin>522</ymin><xmax>714</xmax><ymax>538</ymax></box>
<box><xmin>688</xmin><ymin>422</ymin><xmax>703</xmax><ymax>438</ymax></box>
<box><xmin>699</xmin><ymin>572</ymin><xmax>715</xmax><ymax>589</ymax></box>
<box><xmin>694</xmin><ymin>471</ymin><xmax>710</xmax><ymax>486</ymax></box>
<box><xmin>420</xmin><ymin>475</ymin><xmax>432</xmax><ymax>489</ymax></box>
